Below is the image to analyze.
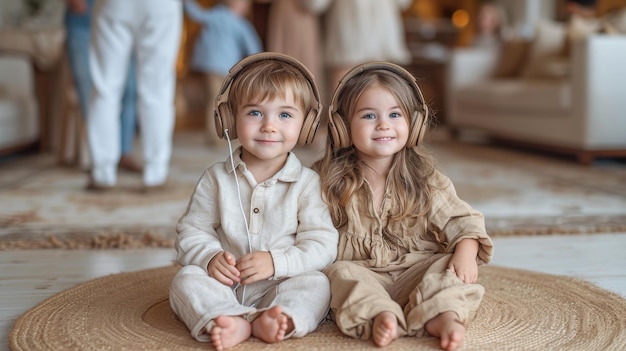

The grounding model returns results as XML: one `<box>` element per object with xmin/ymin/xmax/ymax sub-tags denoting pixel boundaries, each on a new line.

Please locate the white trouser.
<box><xmin>88</xmin><ymin>0</ymin><xmax>182</xmax><ymax>186</ymax></box>
<box><xmin>170</xmin><ymin>265</ymin><xmax>331</xmax><ymax>342</ymax></box>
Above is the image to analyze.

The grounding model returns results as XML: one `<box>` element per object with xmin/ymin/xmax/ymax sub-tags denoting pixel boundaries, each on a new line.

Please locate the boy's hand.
<box><xmin>208</xmin><ymin>251</ymin><xmax>241</xmax><ymax>287</ymax></box>
<box><xmin>447</xmin><ymin>239</ymin><xmax>479</xmax><ymax>284</ymax></box>
<box><xmin>236</xmin><ymin>251</ymin><xmax>275</xmax><ymax>285</ymax></box>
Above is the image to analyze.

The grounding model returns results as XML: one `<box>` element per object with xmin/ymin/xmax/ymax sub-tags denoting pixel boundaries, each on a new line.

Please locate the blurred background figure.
<box><xmin>256</xmin><ymin>0</ymin><xmax>327</xmax><ymax>92</ymax></box>
<box><xmin>183</xmin><ymin>0</ymin><xmax>262</xmax><ymax>145</ymax></box>
<box><xmin>64</xmin><ymin>0</ymin><xmax>141</xmax><ymax>172</ymax></box>
<box><xmin>321</xmin><ymin>0</ymin><xmax>413</xmax><ymax>93</ymax></box>
<box><xmin>473</xmin><ymin>0</ymin><xmax>508</xmax><ymax>48</ymax></box>
<box><xmin>566</xmin><ymin>0</ymin><xmax>598</xmax><ymax>18</ymax></box>
<box><xmin>87</xmin><ymin>0</ymin><xmax>182</xmax><ymax>190</ymax></box>
<box><xmin>255</xmin><ymin>0</ymin><xmax>329</xmax><ymax>149</ymax></box>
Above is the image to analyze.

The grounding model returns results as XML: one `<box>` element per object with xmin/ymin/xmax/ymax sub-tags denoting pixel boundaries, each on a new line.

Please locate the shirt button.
<box><xmin>253</xmin><ymin>208</ymin><xmax>260</xmax><ymax>213</ymax></box>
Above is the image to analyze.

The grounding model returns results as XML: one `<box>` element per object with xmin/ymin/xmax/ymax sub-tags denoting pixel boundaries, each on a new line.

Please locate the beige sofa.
<box><xmin>0</xmin><ymin>53</ymin><xmax>39</xmax><ymax>153</ymax></box>
<box><xmin>446</xmin><ymin>34</ymin><xmax>626</xmax><ymax>164</ymax></box>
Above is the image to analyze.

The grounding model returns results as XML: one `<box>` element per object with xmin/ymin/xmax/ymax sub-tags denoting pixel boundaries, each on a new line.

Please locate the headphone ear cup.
<box><xmin>328</xmin><ymin>111</ymin><xmax>350</xmax><ymax>149</ymax></box>
<box><xmin>407</xmin><ymin>110</ymin><xmax>427</xmax><ymax>147</ymax></box>
<box><xmin>411</xmin><ymin>100</ymin><xmax>430</xmax><ymax>146</ymax></box>
<box><xmin>215</xmin><ymin>100</ymin><xmax>236</xmax><ymax>139</ymax></box>
<box><xmin>299</xmin><ymin>108</ymin><xmax>320</xmax><ymax>145</ymax></box>
<box><xmin>415</xmin><ymin>110</ymin><xmax>428</xmax><ymax>146</ymax></box>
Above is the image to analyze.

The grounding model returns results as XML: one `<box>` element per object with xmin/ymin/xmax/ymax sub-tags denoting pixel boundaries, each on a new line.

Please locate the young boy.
<box><xmin>183</xmin><ymin>0</ymin><xmax>262</xmax><ymax>145</ymax></box>
<box><xmin>170</xmin><ymin>53</ymin><xmax>338</xmax><ymax>351</ymax></box>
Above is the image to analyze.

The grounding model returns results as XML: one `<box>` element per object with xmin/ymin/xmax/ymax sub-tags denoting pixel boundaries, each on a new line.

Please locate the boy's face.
<box><xmin>235</xmin><ymin>87</ymin><xmax>305</xmax><ymax>166</ymax></box>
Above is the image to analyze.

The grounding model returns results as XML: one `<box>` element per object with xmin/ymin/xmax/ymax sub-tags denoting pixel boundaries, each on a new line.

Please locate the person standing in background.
<box><xmin>64</xmin><ymin>0</ymin><xmax>142</xmax><ymax>172</ymax></box>
<box><xmin>86</xmin><ymin>0</ymin><xmax>182</xmax><ymax>191</ymax></box>
<box><xmin>473</xmin><ymin>1</ymin><xmax>509</xmax><ymax>48</ymax></box>
<box><xmin>321</xmin><ymin>0</ymin><xmax>412</xmax><ymax>93</ymax></box>
<box><xmin>183</xmin><ymin>0</ymin><xmax>262</xmax><ymax>146</ymax></box>
<box><xmin>255</xmin><ymin>0</ymin><xmax>329</xmax><ymax>151</ymax></box>
<box><xmin>256</xmin><ymin>0</ymin><xmax>327</xmax><ymax>95</ymax></box>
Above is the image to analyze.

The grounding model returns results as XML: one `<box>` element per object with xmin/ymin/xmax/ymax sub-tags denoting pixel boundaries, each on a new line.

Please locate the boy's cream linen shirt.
<box><xmin>176</xmin><ymin>147</ymin><xmax>338</xmax><ymax>279</ymax></box>
<box><xmin>337</xmin><ymin>170</ymin><xmax>494</xmax><ymax>272</ymax></box>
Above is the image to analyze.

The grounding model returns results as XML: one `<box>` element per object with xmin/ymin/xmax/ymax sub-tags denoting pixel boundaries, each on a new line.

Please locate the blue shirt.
<box><xmin>184</xmin><ymin>1</ymin><xmax>263</xmax><ymax>75</ymax></box>
<box><xmin>64</xmin><ymin>0</ymin><xmax>93</xmax><ymax>28</ymax></box>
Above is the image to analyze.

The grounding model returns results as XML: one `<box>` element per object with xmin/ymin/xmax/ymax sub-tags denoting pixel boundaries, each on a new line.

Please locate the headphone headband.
<box><xmin>214</xmin><ymin>52</ymin><xmax>322</xmax><ymax>145</ymax></box>
<box><xmin>328</xmin><ymin>61</ymin><xmax>429</xmax><ymax>149</ymax></box>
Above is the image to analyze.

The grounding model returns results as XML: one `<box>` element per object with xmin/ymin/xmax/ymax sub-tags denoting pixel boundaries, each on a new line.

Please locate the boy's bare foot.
<box><xmin>424</xmin><ymin>311</ymin><xmax>465</xmax><ymax>351</ymax></box>
<box><xmin>251</xmin><ymin>306</ymin><xmax>293</xmax><ymax>344</ymax></box>
<box><xmin>208</xmin><ymin>315</ymin><xmax>251</xmax><ymax>351</ymax></box>
<box><xmin>372</xmin><ymin>311</ymin><xmax>399</xmax><ymax>347</ymax></box>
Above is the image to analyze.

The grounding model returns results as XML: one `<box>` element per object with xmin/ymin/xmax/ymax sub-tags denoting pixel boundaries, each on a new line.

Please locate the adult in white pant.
<box><xmin>87</xmin><ymin>0</ymin><xmax>182</xmax><ymax>189</ymax></box>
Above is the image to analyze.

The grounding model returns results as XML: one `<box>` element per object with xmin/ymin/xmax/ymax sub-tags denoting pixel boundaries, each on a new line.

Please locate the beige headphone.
<box><xmin>214</xmin><ymin>52</ymin><xmax>322</xmax><ymax>145</ymax></box>
<box><xmin>328</xmin><ymin>61</ymin><xmax>429</xmax><ymax>149</ymax></box>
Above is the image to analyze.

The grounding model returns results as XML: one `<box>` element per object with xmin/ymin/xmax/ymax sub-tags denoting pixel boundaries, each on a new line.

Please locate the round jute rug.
<box><xmin>9</xmin><ymin>266</ymin><xmax>626</xmax><ymax>351</ymax></box>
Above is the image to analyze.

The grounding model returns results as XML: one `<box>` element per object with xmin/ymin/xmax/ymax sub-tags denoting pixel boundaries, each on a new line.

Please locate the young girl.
<box><xmin>312</xmin><ymin>62</ymin><xmax>494</xmax><ymax>351</ymax></box>
<box><xmin>171</xmin><ymin>53</ymin><xmax>338</xmax><ymax>350</ymax></box>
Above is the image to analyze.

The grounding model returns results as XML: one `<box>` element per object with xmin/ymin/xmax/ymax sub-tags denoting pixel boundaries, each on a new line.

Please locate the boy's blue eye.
<box><xmin>363</xmin><ymin>113</ymin><xmax>375</xmax><ymax>120</ymax></box>
<box><xmin>249</xmin><ymin>110</ymin><xmax>261</xmax><ymax>117</ymax></box>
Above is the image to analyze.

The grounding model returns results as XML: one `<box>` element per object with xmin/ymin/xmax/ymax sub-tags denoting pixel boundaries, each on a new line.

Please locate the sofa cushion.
<box><xmin>455</xmin><ymin>79</ymin><xmax>570</xmax><ymax>114</ymax></box>
<box><xmin>0</xmin><ymin>99</ymin><xmax>38</xmax><ymax>149</ymax></box>
<box><xmin>522</xmin><ymin>20</ymin><xmax>568</xmax><ymax>80</ymax></box>
<box><xmin>563</xmin><ymin>14</ymin><xmax>602</xmax><ymax>56</ymax></box>
<box><xmin>492</xmin><ymin>39</ymin><xmax>531</xmax><ymax>78</ymax></box>
<box><xmin>523</xmin><ymin>17</ymin><xmax>605</xmax><ymax>80</ymax></box>
<box><xmin>602</xmin><ymin>7</ymin><xmax>626</xmax><ymax>33</ymax></box>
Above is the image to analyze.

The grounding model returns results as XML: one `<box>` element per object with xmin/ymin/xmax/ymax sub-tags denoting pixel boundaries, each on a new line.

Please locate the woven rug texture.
<box><xmin>9</xmin><ymin>265</ymin><xmax>626</xmax><ymax>351</ymax></box>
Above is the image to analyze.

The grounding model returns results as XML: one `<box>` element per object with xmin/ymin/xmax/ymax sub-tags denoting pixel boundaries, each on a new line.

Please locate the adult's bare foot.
<box><xmin>118</xmin><ymin>154</ymin><xmax>142</xmax><ymax>173</ymax></box>
<box><xmin>424</xmin><ymin>311</ymin><xmax>465</xmax><ymax>351</ymax></box>
<box><xmin>209</xmin><ymin>315</ymin><xmax>251</xmax><ymax>351</ymax></box>
<box><xmin>251</xmin><ymin>306</ymin><xmax>293</xmax><ymax>344</ymax></box>
<box><xmin>372</xmin><ymin>311</ymin><xmax>398</xmax><ymax>347</ymax></box>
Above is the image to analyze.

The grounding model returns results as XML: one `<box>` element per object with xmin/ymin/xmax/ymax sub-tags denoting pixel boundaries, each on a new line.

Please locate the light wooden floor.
<box><xmin>2</xmin><ymin>232</ymin><xmax>626</xmax><ymax>350</ymax></box>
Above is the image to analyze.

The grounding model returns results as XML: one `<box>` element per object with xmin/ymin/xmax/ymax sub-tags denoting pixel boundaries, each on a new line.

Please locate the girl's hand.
<box><xmin>236</xmin><ymin>251</ymin><xmax>275</xmax><ymax>285</ymax></box>
<box><xmin>208</xmin><ymin>251</ymin><xmax>241</xmax><ymax>287</ymax></box>
<box><xmin>447</xmin><ymin>239</ymin><xmax>479</xmax><ymax>284</ymax></box>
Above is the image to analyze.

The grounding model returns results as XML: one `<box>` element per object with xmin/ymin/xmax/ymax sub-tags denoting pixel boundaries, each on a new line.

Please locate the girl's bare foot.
<box><xmin>424</xmin><ymin>311</ymin><xmax>465</xmax><ymax>351</ymax></box>
<box><xmin>251</xmin><ymin>306</ymin><xmax>293</xmax><ymax>344</ymax></box>
<box><xmin>209</xmin><ymin>315</ymin><xmax>251</xmax><ymax>351</ymax></box>
<box><xmin>372</xmin><ymin>311</ymin><xmax>399</xmax><ymax>347</ymax></box>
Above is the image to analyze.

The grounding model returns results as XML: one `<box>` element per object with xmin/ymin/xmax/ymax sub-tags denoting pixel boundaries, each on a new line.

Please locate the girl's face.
<box><xmin>236</xmin><ymin>87</ymin><xmax>305</xmax><ymax>168</ymax></box>
<box><xmin>349</xmin><ymin>85</ymin><xmax>409</xmax><ymax>162</ymax></box>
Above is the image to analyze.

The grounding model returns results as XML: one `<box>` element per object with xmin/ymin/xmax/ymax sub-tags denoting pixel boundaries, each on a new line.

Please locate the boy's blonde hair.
<box><xmin>228</xmin><ymin>59</ymin><xmax>313</xmax><ymax>118</ymax></box>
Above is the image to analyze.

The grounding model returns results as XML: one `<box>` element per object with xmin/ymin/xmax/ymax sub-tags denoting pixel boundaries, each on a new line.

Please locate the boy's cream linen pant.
<box><xmin>170</xmin><ymin>265</ymin><xmax>331</xmax><ymax>342</ymax></box>
<box><xmin>324</xmin><ymin>253</ymin><xmax>485</xmax><ymax>340</ymax></box>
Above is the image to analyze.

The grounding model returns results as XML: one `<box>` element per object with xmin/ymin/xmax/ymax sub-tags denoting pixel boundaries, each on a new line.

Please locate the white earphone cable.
<box><xmin>224</xmin><ymin>129</ymin><xmax>252</xmax><ymax>305</ymax></box>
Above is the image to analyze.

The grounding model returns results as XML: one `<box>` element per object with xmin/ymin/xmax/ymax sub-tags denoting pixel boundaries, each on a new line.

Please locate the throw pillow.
<box><xmin>602</xmin><ymin>7</ymin><xmax>626</xmax><ymax>33</ymax></box>
<box><xmin>563</xmin><ymin>14</ymin><xmax>602</xmax><ymax>56</ymax></box>
<box><xmin>521</xmin><ymin>20</ymin><xmax>568</xmax><ymax>80</ymax></box>
<box><xmin>492</xmin><ymin>38</ymin><xmax>531</xmax><ymax>78</ymax></box>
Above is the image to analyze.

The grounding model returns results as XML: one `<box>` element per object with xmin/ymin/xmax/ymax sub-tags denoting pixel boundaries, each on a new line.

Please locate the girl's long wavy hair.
<box><xmin>312</xmin><ymin>69</ymin><xmax>437</xmax><ymax>228</ymax></box>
